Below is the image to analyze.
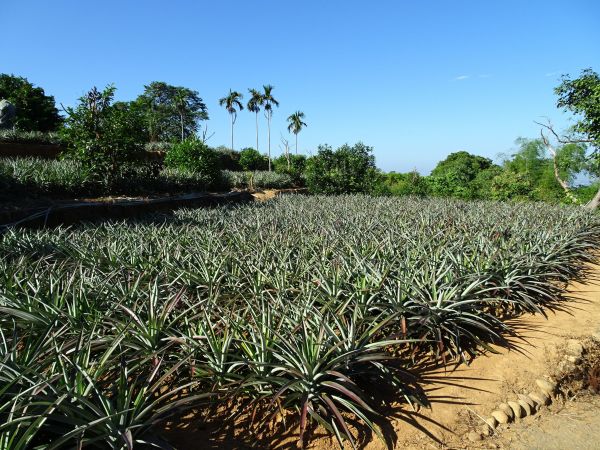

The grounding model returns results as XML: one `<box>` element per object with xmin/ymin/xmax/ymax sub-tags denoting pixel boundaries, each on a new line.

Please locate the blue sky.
<box><xmin>3</xmin><ymin>0</ymin><xmax>599</xmax><ymax>173</ymax></box>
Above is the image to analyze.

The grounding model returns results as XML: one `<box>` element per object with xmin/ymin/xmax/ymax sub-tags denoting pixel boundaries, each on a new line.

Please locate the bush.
<box><xmin>215</xmin><ymin>146</ymin><xmax>242</xmax><ymax>171</ymax></box>
<box><xmin>490</xmin><ymin>171</ymin><xmax>534</xmax><ymax>201</ymax></box>
<box><xmin>273</xmin><ymin>154</ymin><xmax>307</xmax><ymax>185</ymax></box>
<box><xmin>164</xmin><ymin>138</ymin><xmax>221</xmax><ymax>185</ymax></box>
<box><xmin>239</xmin><ymin>147</ymin><xmax>268</xmax><ymax>171</ymax></box>
<box><xmin>384</xmin><ymin>170</ymin><xmax>430</xmax><ymax>197</ymax></box>
<box><xmin>61</xmin><ymin>85</ymin><xmax>146</xmax><ymax>185</ymax></box>
<box><xmin>304</xmin><ymin>142</ymin><xmax>380</xmax><ymax>194</ymax></box>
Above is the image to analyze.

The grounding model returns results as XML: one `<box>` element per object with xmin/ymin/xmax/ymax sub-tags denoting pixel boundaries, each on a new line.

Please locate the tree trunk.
<box><xmin>231</xmin><ymin>114</ymin><xmax>234</xmax><ymax>151</ymax></box>
<box><xmin>180</xmin><ymin>113</ymin><xmax>184</xmax><ymax>142</ymax></box>
<box><xmin>255</xmin><ymin>112</ymin><xmax>259</xmax><ymax>151</ymax></box>
<box><xmin>585</xmin><ymin>187</ymin><xmax>600</xmax><ymax>210</ymax></box>
<box><xmin>546</xmin><ymin>139</ymin><xmax>580</xmax><ymax>205</ymax></box>
<box><xmin>285</xmin><ymin>141</ymin><xmax>290</xmax><ymax>169</ymax></box>
<box><xmin>295</xmin><ymin>133</ymin><xmax>298</xmax><ymax>155</ymax></box>
<box><xmin>267</xmin><ymin>113</ymin><xmax>271</xmax><ymax>171</ymax></box>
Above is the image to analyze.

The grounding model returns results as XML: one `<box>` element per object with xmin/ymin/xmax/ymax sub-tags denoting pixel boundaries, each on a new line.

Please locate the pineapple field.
<box><xmin>1</xmin><ymin>195</ymin><xmax>599</xmax><ymax>449</ymax></box>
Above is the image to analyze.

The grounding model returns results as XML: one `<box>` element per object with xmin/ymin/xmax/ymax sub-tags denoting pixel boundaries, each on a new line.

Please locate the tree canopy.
<box><xmin>0</xmin><ymin>74</ymin><xmax>62</xmax><ymax>132</ymax></box>
<box><xmin>555</xmin><ymin>68</ymin><xmax>600</xmax><ymax>148</ymax></box>
<box><xmin>429</xmin><ymin>151</ymin><xmax>497</xmax><ymax>199</ymax></box>
<box><xmin>134</xmin><ymin>81</ymin><xmax>208</xmax><ymax>142</ymax></box>
<box><xmin>305</xmin><ymin>142</ymin><xmax>379</xmax><ymax>194</ymax></box>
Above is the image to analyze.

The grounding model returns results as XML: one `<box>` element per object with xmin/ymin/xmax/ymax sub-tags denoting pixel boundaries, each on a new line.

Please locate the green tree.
<box><xmin>164</xmin><ymin>138</ymin><xmax>221</xmax><ymax>186</ymax></box>
<box><xmin>262</xmin><ymin>85</ymin><xmax>279</xmax><ymax>171</ymax></box>
<box><xmin>554</xmin><ymin>68</ymin><xmax>600</xmax><ymax>208</ymax></box>
<box><xmin>247</xmin><ymin>88</ymin><xmax>264</xmax><ymax>151</ymax></box>
<box><xmin>135</xmin><ymin>82</ymin><xmax>208</xmax><ymax>142</ymax></box>
<box><xmin>555</xmin><ymin>68</ymin><xmax>600</xmax><ymax>147</ymax></box>
<box><xmin>384</xmin><ymin>170</ymin><xmax>430</xmax><ymax>197</ymax></box>
<box><xmin>61</xmin><ymin>85</ymin><xmax>145</xmax><ymax>184</ymax></box>
<box><xmin>0</xmin><ymin>74</ymin><xmax>62</xmax><ymax>131</ymax></box>
<box><xmin>305</xmin><ymin>142</ymin><xmax>380</xmax><ymax>194</ymax></box>
<box><xmin>502</xmin><ymin>138</ymin><xmax>587</xmax><ymax>202</ymax></box>
<box><xmin>490</xmin><ymin>171</ymin><xmax>533</xmax><ymax>201</ymax></box>
<box><xmin>239</xmin><ymin>147</ymin><xmax>268</xmax><ymax>171</ymax></box>
<box><xmin>287</xmin><ymin>111</ymin><xmax>307</xmax><ymax>155</ymax></box>
<box><xmin>273</xmin><ymin>153</ymin><xmax>307</xmax><ymax>185</ymax></box>
<box><xmin>214</xmin><ymin>145</ymin><xmax>242</xmax><ymax>171</ymax></box>
<box><xmin>219</xmin><ymin>90</ymin><xmax>244</xmax><ymax>151</ymax></box>
<box><xmin>429</xmin><ymin>151</ymin><xmax>496</xmax><ymax>199</ymax></box>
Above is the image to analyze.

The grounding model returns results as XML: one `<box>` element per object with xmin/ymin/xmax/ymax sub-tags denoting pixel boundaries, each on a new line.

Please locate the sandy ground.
<box><xmin>164</xmin><ymin>266</ymin><xmax>600</xmax><ymax>450</ymax></box>
<box><xmin>494</xmin><ymin>395</ymin><xmax>600</xmax><ymax>450</ymax></box>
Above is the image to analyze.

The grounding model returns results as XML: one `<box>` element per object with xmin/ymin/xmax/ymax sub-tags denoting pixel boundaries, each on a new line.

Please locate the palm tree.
<box><xmin>247</xmin><ymin>88</ymin><xmax>264</xmax><ymax>152</ymax></box>
<box><xmin>262</xmin><ymin>84</ymin><xmax>279</xmax><ymax>171</ymax></box>
<box><xmin>287</xmin><ymin>111</ymin><xmax>307</xmax><ymax>155</ymax></box>
<box><xmin>219</xmin><ymin>90</ymin><xmax>244</xmax><ymax>151</ymax></box>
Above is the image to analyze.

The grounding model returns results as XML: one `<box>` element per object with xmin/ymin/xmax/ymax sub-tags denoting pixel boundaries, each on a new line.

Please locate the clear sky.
<box><xmin>3</xmin><ymin>0</ymin><xmax>599</xmax><ymax>173</ymax></box>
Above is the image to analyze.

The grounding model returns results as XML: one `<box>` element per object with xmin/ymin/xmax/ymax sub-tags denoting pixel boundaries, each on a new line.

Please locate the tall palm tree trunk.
<box><xmin>267</xmin><ymin>114</ymin><xmax>272</xmax><ymax>171</ymax></box>
<box><xmin>180</xmin><ymin>113</ymin><xmax>184</xmax><ymax>142</ymax></box>
<box><xmin>295</xmin><ymin>133</ymin><xmax>298</xmax><ymax>155</ymax></box>
<box><xmin>231</xmin><ymin>114</ymin><xmax>234</xmax><ymax>151</ymax></box>
<box><xmin>255</xmin><ymin>112</ymin><xmax>259</xmax><ymax>151</ymax></box>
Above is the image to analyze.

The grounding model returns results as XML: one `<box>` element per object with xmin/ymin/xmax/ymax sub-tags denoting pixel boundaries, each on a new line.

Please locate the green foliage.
<box><xmin>0</xmin><ymin>130</ymin><xmax>62</xmax><ymax>145</ymax></box>
<box><xmin>60</xmin><ymin>85</ymin><xmax>146</xmax><ymax>184</ymax></box>
<box><xmin>555</xmin><ymin>68</ymin><xmax>600</xmax><ymax>148</ymax></box>
<box><xmin>383</xmin><ymin>170</ymin><xmax>430</xmax><ymax>197</ymax></box>
<box><xmin>164</xmin><ymin>138</ymin><xmax>221</xmax><ymax>185</ymax></box>
<box><xmin>429</xmin><ymin>151</ymin><xmax>497</xmax><ymax>199</ymax></box>
<box><xmin>272</xmin><ymin>153</ymin><xmax>307</xmax><ymax>185</ymax></box>
<box><xmin>135</xmin><ymin>81</ymin><xmax>208</xmax><ymax>142</ymax></box>
<box><xmin>304</xmin><ymin>142</ymin><xmax>380</xmax><ymax>194</ymax></box>
<box><xmin>239</xmin><ymin>147</ymin><xmax>268</xmax><ymax>171</ymax></box>
<box><xmin>490</xmin><ymin>170</ymin><xmax>533</xmax><ymax>201</ymax></box>
<box><xmin>0</xmin><ymin>73</ymin><xmax>62</xmax><ymax>132</ymax></box>
<box><xmin>497</xmin><ymin>138</ymin><xmax>587</xmax><ymax>202</ymax></box>
<box><xmin>214</xmin><ymin>146</ymin><xmax>242</xmax><ymax>171</ymax></box>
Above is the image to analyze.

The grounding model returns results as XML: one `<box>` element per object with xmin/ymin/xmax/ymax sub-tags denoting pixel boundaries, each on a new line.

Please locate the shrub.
<box><xmin>164</xmin><ymin>138</ymin><xmax>221</xmax><ymax>185</ymax></box>
<box><xmin>273</xmin><ymin>154</ymin><xmax>307</xmax><ymax>185</ymax></box>
<box><xmin>304</xmin><ymin>142</ymin><xmax>380</xmax><ymax>194</ymax></box>
<box><xmin>384</xmin><ymin>170</ymin><xmax>430</xmax><ymax>197</ymax></box>
<box><xmin>490</xmin><ymin>170</ymin><xmax>534</xmax><ymax>201</ymax></box>
<box><xmin>214</xmin><ymin>145</ymin><xmax>242</xmax><ymax>171</ymax></box>
<box><xmin>239</xmin><ymin>147</ymin><xmax>268</xmax><ymax>171</ymax></box>
<box><xmin>61</xmin><ymin>85</ymin><xmax>146</xmax><ymax>185</ymax></box>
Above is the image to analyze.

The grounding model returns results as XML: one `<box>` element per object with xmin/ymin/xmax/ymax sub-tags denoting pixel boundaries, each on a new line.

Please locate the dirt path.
<box><xmin>494</xmin><ymin>395</ymin><xmax>600</xmax><ymax>450</ymax></box>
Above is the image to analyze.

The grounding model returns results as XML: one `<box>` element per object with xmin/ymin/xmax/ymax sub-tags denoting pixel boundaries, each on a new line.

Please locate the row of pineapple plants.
<box><xmin>1</xmin><ymin>195</ymin><xmax>599</xmax><ymax>449</ymax></box>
